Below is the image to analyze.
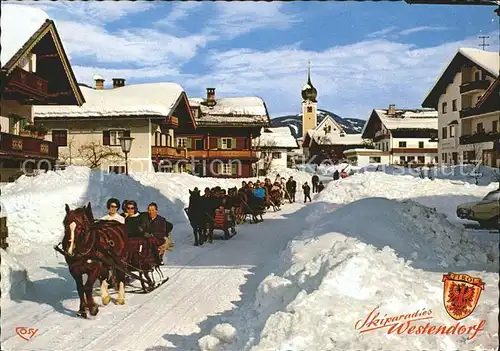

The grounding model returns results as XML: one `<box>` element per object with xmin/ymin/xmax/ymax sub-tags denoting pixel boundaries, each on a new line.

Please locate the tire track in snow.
<box><xmin>2</xmin><ymin>203</ymin><xmax>305</xmax><ymax>351</ymax></box>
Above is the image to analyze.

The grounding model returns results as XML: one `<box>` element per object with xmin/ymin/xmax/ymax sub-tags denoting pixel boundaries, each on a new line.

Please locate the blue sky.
<box><xmin>27</xmin><ymin>1</ymin><xmax>499</xmax><ymax>119</ymax></box>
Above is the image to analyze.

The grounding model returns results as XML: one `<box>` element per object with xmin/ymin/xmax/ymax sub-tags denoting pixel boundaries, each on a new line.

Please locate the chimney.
<box><xmin>93</xmin><ymin>74</ymin><xmax>105</xmax><ymax>90</ymax></box>
<box><xmin>112</xmin><ymin>78</ymin><xmax>126</xmax><ymax>88</ymax></box>
<box><xmin>206</xmin><ymin>88</ymin><xmax>216</xmax><ymax>107</ymax></box>
<box><xmin>388</xmin><ymin>104</ymin><xmax>396</xmax><ymax>115</ymax></box>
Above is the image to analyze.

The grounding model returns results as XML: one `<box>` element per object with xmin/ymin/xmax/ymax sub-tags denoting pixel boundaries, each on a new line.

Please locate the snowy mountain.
<box><xmin>270</xmin><ymin>109</ymin><xmax>366</xmax><ymax>138</ymax></box>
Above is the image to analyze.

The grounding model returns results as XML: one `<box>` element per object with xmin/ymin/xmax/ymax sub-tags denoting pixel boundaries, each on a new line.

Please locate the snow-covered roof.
<box><xmin>1</xmin><ymin>5</ymin><xmax>49</xmax><ymax>69</ymax></box>
<box><xmin>312</xmin><ymin>131</ymin><xmax>365</xmax><ymax>145</ymax></box>
<box><xmin>34</xmin><ymin>83</ymin><xmax>184</xmax><ymax>118</ymax></box>
<box><xmin>343</xmin><ymin>148</ymin><xmax>383</xmax><ymax>154</ymax></box>
<box><xmin>374</xmin><ymin>109</ymin><xmax>438</xmax><ymax>130</ymax></box>
<box><xmin>189</xmin><ymin>97</ymin><xmax>270</xmax><ymax>127</ymax></box>
<box><xmin>422</xmin><ymin>48</ymin><xmax>499</xmax><ymax>108</ymax></box>
<box><xmin>459</xmin><ymin>48</ymin><xmax>499</xmax><ymax>78</ymax></box>
<box><xmin>253</xmin><ymin>127</ymin><xmax>299</xmax><ymax>149</ymax></box>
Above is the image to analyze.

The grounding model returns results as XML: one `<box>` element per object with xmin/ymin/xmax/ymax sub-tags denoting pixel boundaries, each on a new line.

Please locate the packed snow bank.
<box><xmin>200</xmin><ymin>199</ymin><xmax>499</xmax><ymax>351</ymax></box>
<box><xmin>317</xmin><ymin>171</ymin><xmax>498</xmax><ymax>224</ymax></box>
<box><xmin>0</xmin><ymin>249</ymin><xmax>31</xmax><ymax>300</ymax></box>
<box><xmin>357</xmin><ymin>164</ymin><xmax>500</xmax><ymax>186</ymax></box>
<box><xmin>199</xmin><ymin>198</ymin><xmax>499</xmax><ymax>351</ymax></box>
<box><xmin>0</xmin><ymin>165</ymin><xmax>311</xmax><ymax>255</ymax></box>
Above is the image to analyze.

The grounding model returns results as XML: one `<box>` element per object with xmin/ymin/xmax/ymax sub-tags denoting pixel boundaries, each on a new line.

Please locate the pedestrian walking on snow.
<box><xmin>311</xmin><ymin>174</ymin><xmax>319</xmax><ymax>193</ymax></box>
<box><xmin>302</xmin><ymin>182</ymin><xmax>312</xmax><ymax>203</ymax></box>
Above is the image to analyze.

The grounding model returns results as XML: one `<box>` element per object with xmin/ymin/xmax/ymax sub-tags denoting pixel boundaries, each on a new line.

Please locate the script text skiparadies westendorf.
<box><xmin>354</xmin><ymin>307</ymin><xmax>485</xmax><ymax>340</ymax></box>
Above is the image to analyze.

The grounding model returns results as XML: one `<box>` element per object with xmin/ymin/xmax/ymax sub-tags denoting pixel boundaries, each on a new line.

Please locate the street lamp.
<box><xmin>118</xmin><ymin>136</ymin><xmax>134</xmax><ymax>175</ymax></box>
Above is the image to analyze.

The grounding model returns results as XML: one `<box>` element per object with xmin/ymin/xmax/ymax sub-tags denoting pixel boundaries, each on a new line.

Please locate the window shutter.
<box><xmin>231</xmin><ymin>138</ymin><xmax>236</xmax><ymax>150</ymax></box>
<box><xmin>186</xmin><ymin>137</ymin><xmax>192</xmax><ymax>149</ymax></box>
<box><xmin>231</xmin><ymin>163</ymin><xmax>238</xmax><ymax>176</ymax></box>
<box><xmin>123</xmin><ymin>130</ymin><xmax>131</xmax><ymax>137</ymax></box>
<box><xmin>217</xmin><ymin>138</ymin><xmax>222</xmax><ymax>149</ymax></box>
<box><xmin>103</xmin><ymin>130</ymin><xmax>110</xmax><ymax>145</ymax></box>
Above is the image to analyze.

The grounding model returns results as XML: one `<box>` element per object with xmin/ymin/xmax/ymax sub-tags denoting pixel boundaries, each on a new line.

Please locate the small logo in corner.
<box><xmin>442</xmin><ymin>272</ymin><xmax>485</xmax><ymax>321</ymax></box>
<box><xmin>15</xmin><ymin>327</ymin><xmax>39</xmax><ymax>341</ymax></box>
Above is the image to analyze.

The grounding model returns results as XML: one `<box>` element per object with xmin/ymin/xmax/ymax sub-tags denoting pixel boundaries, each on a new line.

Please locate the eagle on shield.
<box><xmin>442</xmin><ymin>273</ymin><xmax>485</xmax><ymax>320</ymax></box>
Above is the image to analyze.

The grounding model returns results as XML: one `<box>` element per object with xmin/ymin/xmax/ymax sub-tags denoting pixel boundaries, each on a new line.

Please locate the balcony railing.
<box><xmin>460</xmin><ymin>79</ymin><xmax>490</xmax><ymax>94</ymax></box>
<box><xmin>7</xmin><ymin>67</ymin><xmax>49</xmax><ymax>97</ymax></box>
<box><xmin>374</xmin><ymin>130</ymin><xmax>390</xmax><ymax>142</ymax></box>
<box><xmin>0</xmin><ymin>132</ymin><xmax>58</xmax><ymax>159</ymax></box>
<box><xmin>459</xmin><ymin>131</ymin><xmax>500</xmax><ymax>145</ymax></box>
<box><xmin>152</xmin><ymin>146</ymin><xmax>257</xmax><ymax>159</ymax></box>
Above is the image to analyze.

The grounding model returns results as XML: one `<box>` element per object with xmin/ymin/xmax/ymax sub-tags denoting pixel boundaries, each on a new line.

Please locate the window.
<box><xmin>441</xmin><ymin>127</ymin><xmax>447</xmax><ymax>139</ymax></box>
<box><xmin>492</xmin><ymin>120</ymin><xmax>498</xmax><ymax>133</ymax></box>
<box><xmin>221</xmin><ymin>163</ymin><xmax>232</xmax><ymax>175</ymax></box>
<box><xmin>449</xmin><ymin>125</ymin><xmax>455</xmax><ymax>137</ymax></box>
<box><xmin>52</xmin><ymin>130</ymin><xmax>68</xmax><ymax>146</ymax></box>
<box><xmin>398</xmin><ymin>141</ymin><xmax>407</xmax><ymax>148</ymax></box>
<box><xmin>272</xmin><ymin>152</ymin><xmax>281</xmax><ymax>159</ymax></box>
<box><xmin>476</xmin><ymin>123</ymin><xmax>484</xmax><ymax>134</ymax></box>
<box><xmin>369</xmin><ymin>156</ymin><xmax>381</xmax><ymax>163</ymax></box>
<box><xmin>399</xmin><ymin>156</ymin><xmax>405</xmax><ymax>163</ymax></box>
<box><xmin>452</xmin><ymin>99</ymin><xmax>457</xmax><ymax>112</ymax></box>
<box><xmin>418</xmin><ymin>141</ymin><xmax>424</xmax><ymax>148</ymax></box>
<box><xmin>108</xmin><ymin>166</ymin><xmax>125</xmax><ymax>174</ymax></box>
<box><xmin>261</xmin><ymin>152</ymin><xmax>267</xmax><ymax>159</ymax></box>
<box><xmin>417</xmin><ymin>156</ymin><xmax>425</xmax><ymax>164</ymax></box>
<box><xmin>442</xmin><ymin>153</ymin><xmax>447</xmax><ymax>163</ymax></box>
<box><xmin>191</xmin><ymin>108</ymin><xmax>198</xmax><ymax>118</ymax></box>
<box><xmin>442</xmin><ymin>102</ymin><xmax>447</xmax><ymax>114</ymax></box>
<box><xmin>176</xmin><ymin>137</ymin><xmax>187</xmax><ymax>148</ymax></box>
<box><xmin>406</xmin><ymin>156</ymin><xmax>415</xmax><ymax>162</ymax></box>
<box><xmin>195</xmin><ymin>139</ymin><xmax>204</xmax><ymax>150</ymax></box>
<box><xmin>221</xmin><ymin>138</ymin><xmax>233</xmax><ymax>149</ymax></box>
<box><xmin>103</xmin><ymin>130</ymin><xmax>130</xmax><ymax>146</ymax></box>
<box><xmin>110</xmin><ymin>130</ymin><xmax>124</xmax><ymax>146</ymax></box>
<box><xmin>474</xmin><ymin>71</ymin><xmax>481</xmax><ymax>81</ymax></box>
<box><xmin>307</xmin><ymin>106</ymin><xmax>313</xmax><ymax>113</ymax></box>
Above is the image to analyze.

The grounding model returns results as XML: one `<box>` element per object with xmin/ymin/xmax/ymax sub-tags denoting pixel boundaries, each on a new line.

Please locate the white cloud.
<box><xmin>398</xmin><ymin>26</ymin><xmax>449</xmax><ymax>36</ymax></box>
<box><xmin>367</xmin><ymin>26</ymin><xmax>398</xmax><ymax>38</ymax></box>
<box><xmin>54</xmin><ymin>20</ymin><xmax>213</xmax><ymax>65</ymax></box>
<box><xmin>28</xmin><ymin>1</ymin><xmax>156</xmax><ymax>24</ymax></box>
<box><xmin>155</xmin><ymin>2</ymin><xmax>203</xmax><ymax>28</ymax></box>
<box><xmin>208</xmin><ymin>2</ymin><xmax>301</xmax><ymax>39</ymax></box>
<box><xmin>180</xmin><ymin>31</ymin><xmax>499</xmax><ymax>119</ymax></box>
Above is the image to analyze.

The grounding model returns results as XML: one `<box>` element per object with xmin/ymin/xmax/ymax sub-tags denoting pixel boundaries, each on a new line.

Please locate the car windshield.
<box><xmin>483</xmin><ymin>190</ymin><xmax>500</xmax><ymax>202</ymax></box>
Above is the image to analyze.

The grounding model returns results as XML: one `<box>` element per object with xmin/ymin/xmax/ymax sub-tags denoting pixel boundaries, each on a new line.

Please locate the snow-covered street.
<box><xmin>1</xmin><ymin>167</ymin><xmax>499</xmax><ymax>351</ymax></box>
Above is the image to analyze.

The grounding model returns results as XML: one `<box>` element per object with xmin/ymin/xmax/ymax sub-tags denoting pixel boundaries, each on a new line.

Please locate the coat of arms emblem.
<box><xmin>442</xmin><ymin>273</ymin><xmax>485</xmax><ymax>320</ymax></box>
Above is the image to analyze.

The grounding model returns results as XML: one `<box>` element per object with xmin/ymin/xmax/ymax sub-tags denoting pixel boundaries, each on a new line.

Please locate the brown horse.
<box><xmin>62</xmin><ymin>203</ymin><xmax>128</xmax><ymax>318</ymax></box>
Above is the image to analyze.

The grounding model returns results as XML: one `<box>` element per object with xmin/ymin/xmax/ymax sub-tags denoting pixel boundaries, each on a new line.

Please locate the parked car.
<box><xmin>456</xmin><ymin>189</ymin><xmax>500</xmax><ymax>229</ymax></box>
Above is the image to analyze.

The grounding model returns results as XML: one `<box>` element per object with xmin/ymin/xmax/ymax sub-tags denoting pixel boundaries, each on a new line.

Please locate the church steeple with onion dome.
<box><xmin>301</xmin><ymin>61</ymin><xmax>318</xmax><ymax>137</ymax></box>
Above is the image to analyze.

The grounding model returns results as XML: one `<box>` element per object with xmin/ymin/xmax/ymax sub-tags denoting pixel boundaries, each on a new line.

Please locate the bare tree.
<box><xmin>77</xmin><ymin>142</ymin><xmax>123</xmax><ymax>169</ymax></box>
<box><xmin>255</xmin><ymin>134</ymin><xmax>278</xmax><ymax>176</ymax></box>
<box><xmin>58</xmin><ymin>136</ymin><xmax>76</xmax><ymax>165</ymax></box>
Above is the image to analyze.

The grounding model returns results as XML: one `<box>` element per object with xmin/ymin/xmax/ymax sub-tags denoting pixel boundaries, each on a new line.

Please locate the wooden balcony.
<box><xmin>3</xmin><ymin>67</ymin><xmax>49</xmax><ymax>102</ymax></box>
<box><xmin>459</xmin><ymin>132</ymin><xmax>500</xmax><ymax>145</ymax></box>
<box><xmin>0</xmin><ymin>132</ymin><xmax>58</xmax><ymax>160</ymax></box>
<box><xmin>391</xmin><ymin>148</ymin><xmax>438</xmax><ymax>154</ymax></box>
<box><xmin>152</xmin><ymin>146</ymin><xmax>257</xmax><ymax>160</ymax></box>
<box><xmin>460</xmin><ymin>79</ymin><xmax>490</xmax><ymax>95</ymax></box>
<box><xmin>158</xmin><ymin>116</ymin><xmax>179</xmax><ymax>134</ymax></box>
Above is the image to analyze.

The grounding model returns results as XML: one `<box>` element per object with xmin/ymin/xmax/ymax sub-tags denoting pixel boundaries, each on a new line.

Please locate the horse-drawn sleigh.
<box><xmin>54</xmin><ymin>202</ymin><xmax>169</xmax><ymax>318</ymax></box>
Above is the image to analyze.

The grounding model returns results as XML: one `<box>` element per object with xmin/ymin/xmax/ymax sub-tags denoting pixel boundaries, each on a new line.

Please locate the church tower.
<box><xmin>301</xmin><ymin>61</ymin><xmax>318</xmax><ymax>138</ymax></box>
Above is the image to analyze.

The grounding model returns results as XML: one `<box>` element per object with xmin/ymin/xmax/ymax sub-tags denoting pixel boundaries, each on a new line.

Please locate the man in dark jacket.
<box><xmin>311</xmin><ymin>174</ymin><xmax>319</xmax><ymax>193</ymax></box>
<box><xmin>201</xmin><ymin>187</ymin><xmax>216</xmax><ymax>242</ymax></box>
<box><xmin>286</xmin><ymin>176</ymin><xmax>297</xmax><ymax>203</ymax></box>
<box><xmin>317</xmin><ymin>181</ymin><xmax>325</xmax><ymax>193</ymax></box>
<box><xmin>302</xmin><ymin>182</ymin><xmax>312</xmax><ymax>202</ymax></box>
<box><xmin>139</xmin><ymin>202</ymin><xmax>173</xmax><ymax>264</ymax></box>
<box><xmin>333</xmin><ymin>170</ymin><xmax>340</xmax><ymax>181</ymax></box>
